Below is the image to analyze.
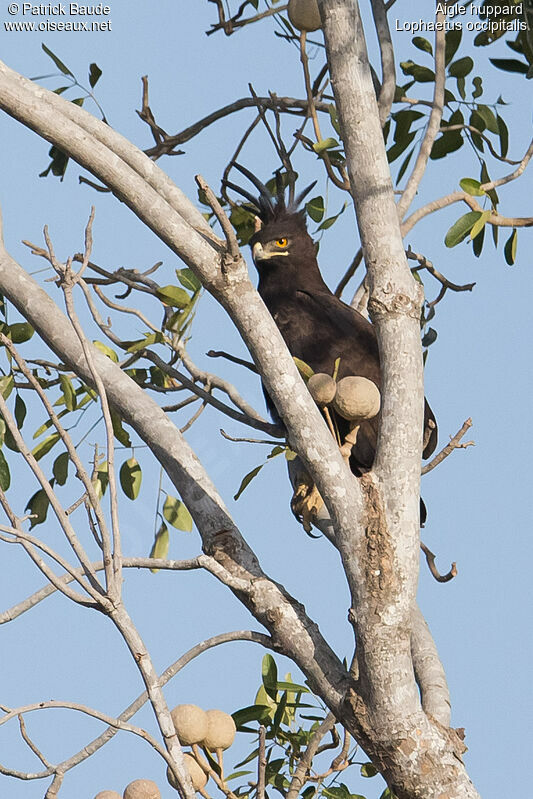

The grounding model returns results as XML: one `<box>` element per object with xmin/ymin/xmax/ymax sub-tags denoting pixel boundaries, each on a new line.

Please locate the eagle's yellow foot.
<box><xmin>291</xmin><ymin>477</ymin><xmax>324</xmax><ymax>533</ymax></box>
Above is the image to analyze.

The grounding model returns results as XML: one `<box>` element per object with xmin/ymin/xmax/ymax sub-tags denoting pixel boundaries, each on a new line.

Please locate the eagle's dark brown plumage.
<box><xmin>226</xmin><ymin>165</ymin><xmax>437</xmax><ymax>515</ymax></box>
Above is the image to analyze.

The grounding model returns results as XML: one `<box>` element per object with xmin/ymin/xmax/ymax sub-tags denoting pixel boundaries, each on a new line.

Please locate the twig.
<box><xmin>420</xmin><ymin>542</ymin><xmax>457</xmax><ymax>583</ymax></box>
<box><xmin>397</xmin><ymin>13</ymin><xmax>446</xmax><ymax>219</ymax></box>
<box><xmin>196</xmin><ymin>175</ymin><xmax>241</xmax><ymax>260</ymax></box>
<box><xmin>207</xmin><ymin>350</ymin><xmax>258</xmax><ymax>373</ymax></box>
<box><xmin>480</xmin><ymin>136</ymin><xmax>533</xmax><ymax>191</ymax></box>
<box><xmin>2</xmin><ymin>335</ymin><xmax>113</xmax><ymax>570</ymax></box>
<box><xmin>220</xmin><ymin>429</ymin><xmax>282</xmax><ymax>445</ymax></box>
<box><xmin>287</xmin><ymin>713</ymin><xmax>337</xmax><ymax>799</ymax></box>
<box><xmin>371</xmin><ymin>0</ymin><xmax>396</xmax><ymax>125</ymax></box>
<box><xmin>0</xmin><ymin>389</ymin><xmax>103</xmax><ymax>603</ymax></box>
<box><xmin>207</xmin><ymin>2</ymin><xmax>288</xmax><ymax>36</ymax></box>
<box><xmin>422</xmin><ymin>418</ymin><xmax>474</xmax><ymax>475</ymax></box>
<box><xmin>334</xmin><ymin>249</ymin><xmax>363</xmax><ymax>298</ymax></box>
<box><xmin>330</xmin><ymin>726</ymin><xmax>350</xmax><ymax>769</ymax></box>
<box><xmin>442</xmin><ymin>124</ymin><xmax>521</xmax><ymax>165</ymax></box>
<box><xmin>299</xmin><ymin>33</ymin><xmax>349</xmax><ymax>191</ymax></box>
<box><xmin>0</xmin><ymin>701</ymin><xmax>174</xmax><ymax>769</ymax></box>
<box><xmin>0</xmin><ymin>558</ymin><xmax>203</xmax><ymax>625</ymax></box>
<box><xmin>257</xmin><ymin>725</ymin><xmax>266</xmax><ymax>799</ymax></box>
<box><xmin>406</xmin><ymin>248</ymin><xmax>476</xmax><ymax>305</ymax></box>
<box><xmin>18</xmin><ymin>714</ymin><xmax>52</xmax><ymax>768</ymax></box>
<box><xmin>45</xmin><ymin>212</ymin><xmax>122</xmax><ymax>601</ymax></box>
<box><xmin>143</xmin><ymin>95</ymin><xmax>333</xmax><ymax>158</ymax></box>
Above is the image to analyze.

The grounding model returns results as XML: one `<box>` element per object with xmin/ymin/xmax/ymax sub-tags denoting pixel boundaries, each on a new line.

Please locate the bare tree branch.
<box><xmin>396</xmin><ymin>10</ymin><xmax>446</xmax><ymax>220</ymax></box>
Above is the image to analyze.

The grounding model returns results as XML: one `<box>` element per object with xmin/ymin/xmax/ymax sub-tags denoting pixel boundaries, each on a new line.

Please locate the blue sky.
<box><xmin>0</xmin><ymin>2</ymin><xmax>532</xmax><ymax>798</ymax></box>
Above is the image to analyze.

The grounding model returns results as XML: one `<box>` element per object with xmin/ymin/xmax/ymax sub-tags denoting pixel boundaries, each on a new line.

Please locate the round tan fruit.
<box><xmin>123</xmin><ymin>779</ymin><xmax>161</xmax><ymax>799</ymax></box>
<box><xmin>332</xmin><ymin>376</ymin><xmax>381</xmax><ymax>421</ymax></box>
<box><xmin>288</xmin><ymin>0</ymin><xmax>322</xmax><ymax>32</ymax></box>
<box><xmin>170</xmin><ymin>704</ymin><xmax>208</xmax><ymax>746</ymax></box>
<box><xmin>307</xmin><ymin>373</ymin><xmax>337</xmax><ymax>406</ymax></box>
<box><xmin>167</xmin><ymin>754</ymin><xmax>208</xmax><ymax>793</ymax></box>
<box><xmin>94</xmin><ymin>792</ymin><xmax>122</xmax><ymax>799</ymax></box>
<box><xmin>203</xmin><ymin>709</ymin><xmax>236</xmax><ymax>751</ymax></box>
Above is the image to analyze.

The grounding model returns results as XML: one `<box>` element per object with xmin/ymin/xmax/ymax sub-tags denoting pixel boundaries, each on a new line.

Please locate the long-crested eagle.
<box><xmin>225</xmin><ymin>165</ymin><xmax>437</xmax><ymax>527</ymax></box>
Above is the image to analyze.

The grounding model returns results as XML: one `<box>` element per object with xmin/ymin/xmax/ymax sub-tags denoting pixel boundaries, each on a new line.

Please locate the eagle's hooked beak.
<box><xmin>252</xmin><ymin>242</ymin><xmax>289</xmax><ymax>262</ymax></box>
<box><xmin>252</xmin><ymin>242</ymin><xmax>268</xmax><ymax>262</ymax></box>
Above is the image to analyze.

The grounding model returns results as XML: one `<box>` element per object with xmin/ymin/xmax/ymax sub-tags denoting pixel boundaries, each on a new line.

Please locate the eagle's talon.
<box><xmin>291</xmin><ymin>478</ymin><xmax>324</xmax><ymax>533</ymax></box>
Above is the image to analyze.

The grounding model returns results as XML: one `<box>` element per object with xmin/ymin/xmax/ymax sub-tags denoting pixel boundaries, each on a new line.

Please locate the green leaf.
<box><xmin>234</xmin><ymin>745</ymin><xmax>261</xmax><ymax>769</ymax></box>
<box><xmin>448</xmin><ymin>56</ymin><xmax>473</xmax><ymax>78</ymax></box>
<box><xmin>162</xmin><ymin>494</ymin><xmax>193</xmax><ymax>531</ymax></box>
<box><xmin>476</xmin><ymin>105</ymin><xmax>499</xmax><ymax>134</ymax></box>
<box><xmin>3</xmin><ymin>424</ymin><xmax>19</xmax><ymax>452</ymax></box>
<box><xmin>176</xmin><ymin>268</ymin><xmax>201</xmax><ymax>292</ymax></box>
<box><xmin>496</xmin><ymin>114</ymin><xmax>509</xmax><ymax>157</ymax></box>
<box><xmin>472</xmin><ymin>76</ymin><xmax>483</xmax><ymax>99</ymax></box>
<box><xmin>480</xmin><ymin>161</ymin><xmax>499</xmax><ymax>207</ymax></box>
<box><xmin>52</xmin><ymin>451</ymin><xmax>69</xmax><ymax>486</ymax></box>
<box><xmin>400</xmin><ymin>60</ymin><xmax>435</xmax><ymax>82</ymax></box>
<box><xmin>26</xmin><ymin>488</ymin><xmax>50</xmax><ymax>528</ymax></box>
<box><xmin>14</xmin><ymin>395</ymin><xmax>27</xmax><ymax>429</ymax></box>
<box><xmin>262</xmin><ymin>653</ymin><xmax>278</xmax><ymax>701</ymax></box>
<box><xmin>149</xmin><ymin>522</ymin><xmax>169</xmax><ymax>572</ymax></box>
<box><xmin>88</xmin><ymin>62</ymin><xmax>102</xmax><ymax>88</ymax></box>
<box><xmin>360</xmin><ymin>762</ymin><xmax>379</xmax><ymax>778</ymax></box>
<box><xmin>392</xmin><ymin>110</ymin><xmax>425</xmax><ymax>141</ymax></box>
<box><xmin>470</xmin><ymin>210</ymin><xmax>491</xmax><ymax>240</ymax></box>
<box><xmin>42</xmin><ymin>43</ymin><xmax>73</xmax><ymax>76</ymax></box>
<box><xmin>328</xmin><ymin>104</ymin><xmax>341</xmax><ymax>135</ymax></box>
<box><xmin>489</xmin><ymin>58</ymin><xmax>528</xmax><ymax>74</ymax></box>
<box><xmin>276</xmin><ymin>680</ymin><xmax>309</xmax><ymax>693</ymax></box>
<box><xmin>224</xmin><ymin>770</ymin><xmax>253</xmax><ymax>782</ymax></box>
<box><xmin>445</xmin><ymin>27</ymin><xmax>462</xmax><ymax>66</ymax></box>
<box><xmin>0</xmin><ymin>449</ymin><xmax>10</xmax><ymax>490</ymax></box>
<box><xmin>456</xmin><ymin>76</ymin><xmax>466</xmax><ymax>100</ymax></box>
<box><xmin>232</xmin><ymin>704</ymin><xmax>273</xmax><ymax>729</ymax></box>
<box><xmin>110</xmin><ymin>409</ymin><xmax>131</xmax><ymax>447</ymax></box>
<box><xmin>126</xmin><ymin>331</ymin><xmax>165</xmax><ymax>353</ymax></box>
<box><xmin>422</xmin><ymin>327</ymin><xmax>438</xmax><ymax>348</ymax></box>
<box><xmin>430</xmin><ymin>131</ymin><xmax>463</xmax><ymax>160</ymax></box>
<box><xmin>312</xmin><ymin>137</ymin><xmax>339</xmax><ymax>154</ymax></box>
<box><xmin>396</xmin><ymin>147</ymin><xmax>415</xmax><ymax>184</ymax></box>
<box><xmin>92</xmin><ymin>461</ymin><xmax>108</xmax><ymax>499</ymax></box>
<box><xmin>234</xmin><ymin>464</ymin><xmax>264</xmax><ymax>501</ymax></box>
<box><xmin>119</xmin><ymin>457</ymin><xmax>142</xmax><ymax>500</ymax></box>
<box><xmin>387</xmin><ymin>131</ymin><xmax>416</xmax><ymax>163</ymax></box>
<box><xmin>459</xmin><ymin>178</ymin><xmax>485</xmax><ymax>196</ymax></box>
<box><xmin>40</xmin><ymin>145</ymin><xmax>69</xmax><ymax>181</ymax></box>
<box><xmin>472</xmin><ymin>223</ymin><xmax>485</xmax><ymax>257</ymax></box>
<box><xmin>504</xmin><ymin>228</ymin><xmax>517</xmax><ymax>265</ymax></box>
<box><xmin>32</xmin><ymin>432</ymin><xmax>60</xmax><ymax>461</ymax></box>
<box><xmin>293</xmin><ymin>357</ymin><xmax>314</xmax><ymax>381</ymax></box>
<box><xmin>93</xmin><ymin>340</ymin><xmax>119</xmax><ymax>362</ymax></box>
<box><xmin>444</xmin><ymin>211</ymin><xmax>482</xmax><ymax>247</ymax></box>
<box><xmin>317</xmin><ymin>201</ymin><xmax>347</xmax><ymax>231</ymax></box>
<box><xmin>59</xmin><ymin>374</ymin><xmax>77</xmax><ymax>412</ymax></box>
<box><xmin>0</xmin><ymin>375</ymin><xmax>14</xmax><ymax>399</ymax></box>
<box><xmin>33</xmin><ymin>408</ymin><xmax>68</xmax><ymax>440</ymax></box>
<box><xmin>306</xmin><ymin>196</ymin><xmax>325</xmax><ymax>223</ymax></box>
<box><xmin>9</xmin><ymin>322</ymin><xmax>34</xmax><ymax>343</ymax></box>
<box><xmin>412</xmin><ymin>36</ymin><xmax>432</xmax><ymax>55</ymax></box>
<box><xmin>156</xmin><ymin>285</ymin><xmax>191</xmax><ymax>308</ymax></box>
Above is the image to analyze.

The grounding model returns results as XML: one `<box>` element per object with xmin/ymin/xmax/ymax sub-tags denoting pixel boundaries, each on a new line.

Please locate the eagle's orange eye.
<box><xmin>275</xmin><ymin>238</ymin><xmax>288</xmax><ymax>248</ymax></box>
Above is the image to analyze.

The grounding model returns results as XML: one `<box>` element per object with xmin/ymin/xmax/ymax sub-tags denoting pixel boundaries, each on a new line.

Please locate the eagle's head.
<box><xmin>223</xmin><ymin>163</ymin><xmax>319</xmax><ymax>280</ymax></box>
